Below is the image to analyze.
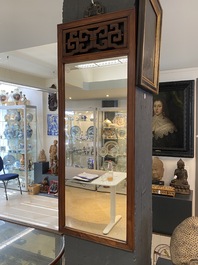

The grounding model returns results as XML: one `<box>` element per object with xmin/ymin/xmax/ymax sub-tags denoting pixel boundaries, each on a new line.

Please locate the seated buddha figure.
<box><xmin>170</xmin><ymin>159</ymin><xmax>190</xmax><ymax>194</ymax></box>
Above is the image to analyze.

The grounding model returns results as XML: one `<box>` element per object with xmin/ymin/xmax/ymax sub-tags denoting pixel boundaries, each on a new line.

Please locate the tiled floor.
<box><xmin>65</xmin><ymin>186</ymin><xmax>127</xmax><ymax>241</ymax></box>
<box><xmin>0</xmin><ymin>187</ymin><xmax>171</xmax><ymax>264</ymax></box>
<box><xmin>0</xmin><ymin>188</ymin><xmax>58</xmax><ymax>230</ymax></box>
<box><xmin>0</xmin><ymin>186</ymin><xmax>127</xmax><ymax>240</ymax></box>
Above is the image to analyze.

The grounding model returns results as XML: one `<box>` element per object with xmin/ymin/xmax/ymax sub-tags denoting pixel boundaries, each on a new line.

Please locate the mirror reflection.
<box><xmin>64</xmin><ymin>56</ymin><xmax>127</xmax><ymax>241</ymax></box>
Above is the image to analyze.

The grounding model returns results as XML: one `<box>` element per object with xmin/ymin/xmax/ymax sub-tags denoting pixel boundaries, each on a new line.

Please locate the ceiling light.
<box><xmin>75</xmin><ymin>58</ymin><xmax>128</xmax><ymax>69</ymax></box>
<box><xmin>119</xmin><ymin>58</ymin><xmax>128</xmax><ymax>64</ymax></box>
<box><xmin>96</xmin><ymin>60</ymin><xmax>120</xmax><ymax>67</ymax></box>
<box><xmin>76</xmin><ymin>63</ymin><xmax>98</xmax><ymax>69</ymax></box>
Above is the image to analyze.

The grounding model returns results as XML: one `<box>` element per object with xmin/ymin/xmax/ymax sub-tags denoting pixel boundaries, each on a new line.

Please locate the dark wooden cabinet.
<box><xmin>152</xmin><ymin>191</ymin><xmax>193</xmax><ymax>235</ymax></box>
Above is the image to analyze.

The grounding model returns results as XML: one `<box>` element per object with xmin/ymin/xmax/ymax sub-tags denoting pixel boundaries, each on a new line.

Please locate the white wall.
<box><xmin>0</xmin><ymin>68</ymin><xmax>47</xmax><ymax>89</ymax></box>
<box><xmin>0</xmin><ymin>0</ymin><xmax>63</xmax><ymax>53</ymax></box>
<box><xmin>159</xmin><ymin>0</ymin><xmax>198</xmax><ymax>71</ymax></box>
<box><xmin>151</xmin><ymin>67</ymin><xmax>198</xmax><ymax>258</ymax></box>
<box><xmin>43</xmin><ymin>91</ymin><xmax>58</xmax><ymax>162</ymax></box>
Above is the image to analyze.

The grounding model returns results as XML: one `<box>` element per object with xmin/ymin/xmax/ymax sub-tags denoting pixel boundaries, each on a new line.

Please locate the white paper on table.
<box><xmin>73</xmin><ymin>172</ymin><xmax>99</xmax><ymax>182</ymax></box>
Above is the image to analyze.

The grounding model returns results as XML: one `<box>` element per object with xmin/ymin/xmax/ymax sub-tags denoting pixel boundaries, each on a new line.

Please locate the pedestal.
<box><xmin>34</xmin><ymin>162</ymin><xmax>49</xmax><ymax>183</ymax></box>
<box><xmin>152</xmin><ymin>191</ymin><xmax>192</xmax><ymax>235</ymax></box>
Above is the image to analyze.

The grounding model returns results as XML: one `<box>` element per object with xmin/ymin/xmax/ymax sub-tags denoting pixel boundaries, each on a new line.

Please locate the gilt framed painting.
<box><xmin>136</xmin><ymin>0</ymin><xmax>162</xmax><ymax>94</ymax></box>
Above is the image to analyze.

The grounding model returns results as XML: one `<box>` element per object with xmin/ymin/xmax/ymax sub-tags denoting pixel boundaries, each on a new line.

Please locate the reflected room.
<box><xmin>64</xmin><ymin>56</ymin><xmax>127</xmax><ymax>241</ymax></box>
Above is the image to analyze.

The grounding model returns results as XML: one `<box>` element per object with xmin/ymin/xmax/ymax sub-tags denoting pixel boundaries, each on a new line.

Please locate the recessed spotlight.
<box><xmin>106</xmin><ymin>94</ymin><xmax>109</xmax><ymax>97</ymax></box>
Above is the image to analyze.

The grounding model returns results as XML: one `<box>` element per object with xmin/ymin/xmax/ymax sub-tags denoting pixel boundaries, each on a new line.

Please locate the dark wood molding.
<box><xmin>58</xmin><ymin>8</ymin><xmax>136</xmax><ymax>251</ymax></box>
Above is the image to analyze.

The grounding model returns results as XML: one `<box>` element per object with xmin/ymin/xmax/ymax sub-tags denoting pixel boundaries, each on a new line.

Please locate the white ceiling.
<box><xmin>0</xmin><ymin>43</ymin><xmax>58</xmax><ymax>79</ymax></box>
<box><xmin>0</xmin><ymin>0</ymin><xmax>198</xmax><ymax>80</ymax></box>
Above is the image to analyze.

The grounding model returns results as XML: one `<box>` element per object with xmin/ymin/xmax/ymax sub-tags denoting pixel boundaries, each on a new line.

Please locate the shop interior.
<box><xmin>0</xmin><ymin>1</ymin><xmax>198</xmax><ymax>264</ymax></box>
<box><xmin>0</xmin><ymin>56</ymin><xmax>128</xmax><ymax>241</ymax></box>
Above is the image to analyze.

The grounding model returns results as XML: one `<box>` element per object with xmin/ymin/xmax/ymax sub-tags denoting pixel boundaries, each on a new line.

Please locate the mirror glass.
<box><xmin>64</xmin><ymin>56</ymin><xmax>127</xmax><ymax>241</ymax></box>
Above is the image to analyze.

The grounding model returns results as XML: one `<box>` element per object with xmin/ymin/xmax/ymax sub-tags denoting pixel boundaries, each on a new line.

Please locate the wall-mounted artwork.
<box><xmin>47</xmin><ymin>114</ymin><xmax>58</xmax><ymax>136</ymax></box>
<box><xmin>136</xmin><ymin>0</ymin><xmax>162</xmax><ymax>94</ymax></box>
<box><xmin>152</xmin><ymin>80</ymin><xmax>194</xmax><ymax>157</ymax></box>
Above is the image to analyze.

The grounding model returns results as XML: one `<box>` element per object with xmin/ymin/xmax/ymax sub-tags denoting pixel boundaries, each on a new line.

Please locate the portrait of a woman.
<box><xmin>152</xmin><ymin>98</ymin><xmax>178</xmax><ymax>148</ymax></box>
<box><xmin>152</xmin><ymin>80</ymin><xmax>194</xmax><ymax>157</ymax></box>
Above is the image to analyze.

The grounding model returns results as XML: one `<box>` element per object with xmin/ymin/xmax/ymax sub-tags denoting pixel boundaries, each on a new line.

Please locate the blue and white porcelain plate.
<box><xmin>3</xmin><ymin>155</ymin><xmax>16</xmax><ymax>166</ymax></box>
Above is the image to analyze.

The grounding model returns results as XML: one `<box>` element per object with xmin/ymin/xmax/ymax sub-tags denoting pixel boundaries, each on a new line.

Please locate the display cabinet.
<box><xmin>96</xmin><ymin>107</ymin><xmax>127</xmax><ymax>194</ymax></box>
<box><xmin>152</xmin><ymin>191</ymin><xmax>193</xmax><ymax>235</ymax></box>
<box><xmin>0</xmin><ymin>105</ymin><xmax>37</xmax><ymax>191</ymax></box>
<box><xmin>97</xmin><ymin>107</ymin><xmax>127</xmax><ymax>172</ymax></box>
<box><xmin>65</xmin><ymin>107</ymin><xmax>127</xmax><ymax>172</ymax></box>
<box><xmin>65</xmin><ymin>107</ymin><xmax>127</xmax><ymax>193</ymax></box>
<box><xmin>65</xmin><ymin>108</ymin><xmax>97</xmax><ymax>169</ymax></box>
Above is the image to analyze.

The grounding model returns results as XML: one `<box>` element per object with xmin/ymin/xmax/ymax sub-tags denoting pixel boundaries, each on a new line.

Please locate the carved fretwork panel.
<box><xmin>63</xmin><ymin>18</ymin><xmax>128</xmax><ymax>57</ymax></box>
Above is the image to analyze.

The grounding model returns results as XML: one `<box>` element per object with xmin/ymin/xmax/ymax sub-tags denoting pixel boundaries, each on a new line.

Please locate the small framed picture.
<box><xmin>152</xmin><ymin>80</ymin><xmax>194</xmax><ymax>157</ymax></box>
<box><xmin>47</xmin><ymin>114</ymin><xmax>58</xmax><ymax>136</ymax></box>
<box><xmin>136</xmin><ymin>0</ymin><xmax>162</xmax><ymax>94</ymax></box>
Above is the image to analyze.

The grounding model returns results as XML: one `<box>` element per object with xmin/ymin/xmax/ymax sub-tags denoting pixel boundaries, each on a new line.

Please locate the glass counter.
<box><xmin>0</xmin><ymin>220</ymin><xmax>65</xmax><ymax>265</ymax></box>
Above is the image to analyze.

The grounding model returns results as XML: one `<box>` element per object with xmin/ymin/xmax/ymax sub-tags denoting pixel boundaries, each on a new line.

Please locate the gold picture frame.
<box><xmin>136</xmin><ymin>0</ymin><xmax>162</xmax><ymax>94</ymax></box>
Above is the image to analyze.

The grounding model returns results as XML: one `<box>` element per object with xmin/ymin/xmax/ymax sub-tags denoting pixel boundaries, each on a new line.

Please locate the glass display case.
<box><xmin>65</xmin><ymin>107</ymin><xmax>127</xmax><ymax>193</ymax></box>
<box><xmin>65</xmin><ymin>108</ymin><xmax>97</xmax><ymax>169</ymax></box>
<box><xmin>65</xmin><ymin>107</ymin><xmax>127</xmax><ymax>172</ymax></box>
<box><xmin>97</xmin><ymin>107</ymin><xmax>127</xmax><ymax>173</ymax></box>
<box><xmin>0</xmin><ymin>105</ymin><xmax>37</xmax><ymax>191</ymax></box>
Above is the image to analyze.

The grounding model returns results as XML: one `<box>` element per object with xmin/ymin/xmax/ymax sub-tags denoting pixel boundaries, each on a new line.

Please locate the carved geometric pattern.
<box><xmin>63</xmin><ymin>18</ymin><xmax>127</xmax><ymax>56</ymax></box>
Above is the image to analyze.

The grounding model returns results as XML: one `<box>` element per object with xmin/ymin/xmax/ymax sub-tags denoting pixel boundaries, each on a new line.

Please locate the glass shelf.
<box><xmin>65</xmin><ymin>108</ymin><xmax>96</xmax><ymax>169</ymax></box>
<box><xmin>0</xmin><ymin>219</ymin><xmax>65</xmax><ymax>265</ymax></box>
<box><xmin>97</xmin><ymin>107</ymin><xmax>127</xmax><ymax>172</ymax></box>
<box><xmin>0</xmin><ymin>105</ymin><xmax>37</xmax><ymax>191</ymax></box>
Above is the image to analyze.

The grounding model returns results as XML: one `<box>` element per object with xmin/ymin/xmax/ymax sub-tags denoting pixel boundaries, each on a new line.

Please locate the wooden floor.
<box><xmin>0</xmin><ymin>186</ymin><xmax>126</xmax><ymax>241</ymax></box>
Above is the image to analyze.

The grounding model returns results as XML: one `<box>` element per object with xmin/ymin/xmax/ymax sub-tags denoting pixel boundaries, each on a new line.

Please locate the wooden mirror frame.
<box><xmin>57</xmin><ymin>8</ymin><xmax>136</xmax><ymax>251</ymax></box>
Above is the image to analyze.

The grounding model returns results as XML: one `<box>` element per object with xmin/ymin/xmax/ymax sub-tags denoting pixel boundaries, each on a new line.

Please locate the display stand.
<box><xmin>152</xmin><ymin>191</ymin><xmax>192</xmax><ymax>235</ymax></box>
<box><xmin>34</xmin><ymin>161</ymin><xmax>49</xmax><ymax>183</ymax></box>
